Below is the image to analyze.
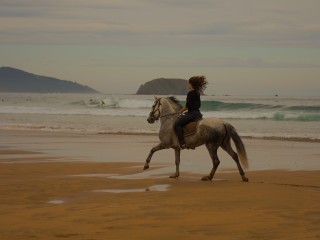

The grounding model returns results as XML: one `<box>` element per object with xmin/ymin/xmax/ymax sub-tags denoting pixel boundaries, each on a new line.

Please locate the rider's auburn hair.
<box><xmin>189</xmin><ymin>76</ymin><xmax>208</xmax><ymax>93</ymax></box>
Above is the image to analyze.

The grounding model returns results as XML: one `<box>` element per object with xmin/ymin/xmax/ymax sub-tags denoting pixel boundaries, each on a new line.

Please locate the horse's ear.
<box><xmin>154</xmin><ymin>96</ymin><xmax>159</xmax><ymax>100</ymax></box>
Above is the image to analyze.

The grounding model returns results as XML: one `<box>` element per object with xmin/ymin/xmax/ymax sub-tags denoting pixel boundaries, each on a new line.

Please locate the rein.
<box><xmin>160</xmin><ymin>113</ymin><xmax>177</xmax><ymax>119</ymax></box>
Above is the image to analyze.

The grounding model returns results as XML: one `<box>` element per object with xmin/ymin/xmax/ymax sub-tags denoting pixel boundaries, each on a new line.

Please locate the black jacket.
<box><xmin>186</xmin><ymin>90</ymin><xmax>201</xmax><ymax>112</ymax></box>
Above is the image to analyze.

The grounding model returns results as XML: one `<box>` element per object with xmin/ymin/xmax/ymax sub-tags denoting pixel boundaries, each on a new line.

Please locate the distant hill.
<box><xmin>136</xmin><ymin>78</ymin><xmax>188</xmax><ymax>95</ymax></box>
<box><xmin>0</xmin><ymin>67</ymin><xmax>99</xmax><ymax>93</ymax></box>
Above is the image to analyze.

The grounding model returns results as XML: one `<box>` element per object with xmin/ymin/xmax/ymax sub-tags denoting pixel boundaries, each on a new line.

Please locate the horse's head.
<box><xmin>147</xmin><ymin>97</ymin><xmax>162</xmax><ymax>124</ymax></box>
<box><xmin>147</xmin><ymin>96</ymin><xmax>182</xmax><ymax>124</ymax></box>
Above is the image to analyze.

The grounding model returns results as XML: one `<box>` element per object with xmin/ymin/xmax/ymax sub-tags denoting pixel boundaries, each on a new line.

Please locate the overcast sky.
<box><xmin>1</xmin><ymin>0</ymin><xmax>319</xmax><ymax>96</ymax></box>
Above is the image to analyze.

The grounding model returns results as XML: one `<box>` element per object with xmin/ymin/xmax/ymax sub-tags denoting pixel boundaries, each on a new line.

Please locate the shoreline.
<box><xmin>2</xmin><ymin>129</ymin><xmax>320</xmax><ymax>172</ymax></box>
<box><xmin>1</xmin><ymin>127</ymin><xmax>319</xmax><ymax>143</ymax></box>
<box><xmin>98</xmin><ymin>131</ymin><xmax>320</xmax><ymax>143</ymax></box>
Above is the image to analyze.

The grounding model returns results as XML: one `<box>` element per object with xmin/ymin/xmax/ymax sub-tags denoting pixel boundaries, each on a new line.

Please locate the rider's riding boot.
<box><xmin>175</xmin><ymin>124</ymin><xmax>186</xmax><ymax>149</ymax></box>
<box><xmin>179</xmin><ymin>140</ymin><xmax>186</xmax><ymax>149</ymax></box>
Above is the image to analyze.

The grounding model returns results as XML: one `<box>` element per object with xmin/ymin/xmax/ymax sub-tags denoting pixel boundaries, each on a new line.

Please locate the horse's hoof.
<box><xmin>169</xmin><ymin>174</ymin><xmax>179</xmax><ymax>179</ymax></box>
<box><xmin>201</xmin><ymin>176</ymin><xmax>212</xmax><ymax>181</ymax></box>
<box><xmin>242</xmin><ymin>177</ymin><xmax>249</xmax><ymax>182</ymax></box>
<box><xmin>143</xmin><ymin>165</ymin><xmax>149</xmax><ymax>170</ymax></box>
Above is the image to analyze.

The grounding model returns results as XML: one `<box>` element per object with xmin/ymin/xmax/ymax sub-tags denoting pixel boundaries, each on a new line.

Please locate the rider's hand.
<box><xmin>179</xmin><ymin>108</ymin><xmax>187</xmax><ymax>114</ymax></box>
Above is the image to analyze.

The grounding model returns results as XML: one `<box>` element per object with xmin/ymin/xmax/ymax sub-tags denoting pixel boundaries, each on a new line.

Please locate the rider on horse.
<box><xmin>174</xmin><ymin>76</ymin><xmax>208</xmax><ymax>149</ymax></box>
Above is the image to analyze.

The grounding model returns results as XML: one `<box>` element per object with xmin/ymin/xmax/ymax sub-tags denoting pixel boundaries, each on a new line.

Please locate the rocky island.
<box><xmin>136</xmin><ymin>78</ymin><xmax>188</xmax><ymax>95</ymax></box>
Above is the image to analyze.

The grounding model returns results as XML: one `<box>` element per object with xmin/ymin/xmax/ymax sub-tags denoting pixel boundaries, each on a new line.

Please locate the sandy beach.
<box><xmin>0</xmin><ymin>130</ymin><xmax>319</xmax><ymax>239</ymax></box>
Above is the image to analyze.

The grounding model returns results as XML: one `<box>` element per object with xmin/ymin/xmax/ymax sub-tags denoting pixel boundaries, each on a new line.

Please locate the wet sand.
<box><xmin>0</xmin><ymin>130</ymin><xmax>319</xmax><ymax>239</ymax></box>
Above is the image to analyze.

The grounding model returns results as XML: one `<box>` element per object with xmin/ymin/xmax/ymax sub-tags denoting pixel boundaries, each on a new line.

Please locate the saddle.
<box><xmin>183</xmin><ymin>118</ymin><xmax>202</xmax><ymax>137</ymax></box>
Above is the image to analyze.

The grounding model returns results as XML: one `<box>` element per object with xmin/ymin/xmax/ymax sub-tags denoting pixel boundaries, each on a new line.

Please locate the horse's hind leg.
<box><xmin>221</xmin><ymin>141</ymin><xmax>248</xmax><ymax>182</ymax></box>
<box><xmin>143</xmin><ymin>143</ymin><xmax>166</xmax><ymax>170</ymax></box>
<box><xmin>202</xmin><ymin>143</ymin><xmax>220</xmax><ymax>181</ymax></box>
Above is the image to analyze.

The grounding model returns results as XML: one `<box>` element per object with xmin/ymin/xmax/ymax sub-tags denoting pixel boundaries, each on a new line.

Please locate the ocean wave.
<box><xmin>285</xmin><ymin>105</ymin><xmax>320</xmax><ymax>112</ymax></box>
<box><xmin>1</xmin><ymin>96</ymin><xmax>319</xmax><ymax>122</ymax></box>
<box><xmin>201</xmin><ymin>100</ymin><xmax>320</xmax><ymax>112</ymax></box>
<box><xmin>70</xmin><ymin>96</ymin><xmax>320</xmax><ymax>112</ymax></box>
<box><xmin>204</xmin><ymin>111</ymin><xmax>320</xmax><ymax>122</ymax></box>
<box><xmin>1</xmin><ymin>94</ymin><xmax>319</xmax><ymax>142</ymax></box>
<box><xmin>200</xmin><ymin>100</ymin><xmax>273</xmax><ymax>111</ymax></box>
<box><xmin>81</xmin><ymin>97</ymin><xmax>153</xmax><ymax>109</ymax></box>
<box><xmin>1</xmin><ymin>105</ymin><xmax>320</xmax><ymax>122</ymax></box>
<box><xmin>0</xmin><ymin>105</ymin><xmax>150</xmax><ymax>117</ymax></box>
<box><xmin>272</xmin><ymin>112</ymin><xmax>320</xmax><ymax>122</ymax></box>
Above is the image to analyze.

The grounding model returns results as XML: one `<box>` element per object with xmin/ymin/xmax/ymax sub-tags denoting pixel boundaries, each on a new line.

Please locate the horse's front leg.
<box><xmin>143</xmin><ymin>142</ymin><xmax>167</xmax><ymax>170</ymax></box>
<box><xmin>170</xmin><ymin>148</ymin><xmax>181</xmax><ymax>178</ymax></box>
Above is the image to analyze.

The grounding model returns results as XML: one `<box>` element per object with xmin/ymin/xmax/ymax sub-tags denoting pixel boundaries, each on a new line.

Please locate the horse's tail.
<box><xmin>224</xmin><ymin>123</ymin><xmax>249</xmax><ymax>169</ymax></box>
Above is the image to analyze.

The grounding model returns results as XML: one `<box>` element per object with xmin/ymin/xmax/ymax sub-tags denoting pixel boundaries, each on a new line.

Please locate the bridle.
<box><xmin>148</xmin><ymin>98</ymin><xmax>162</xmax><ymax>122</ymax></box>
<box><xmin>148</xmin><ymin>98</ymin><xmax>177</xmax><ymax>123</ymax></box>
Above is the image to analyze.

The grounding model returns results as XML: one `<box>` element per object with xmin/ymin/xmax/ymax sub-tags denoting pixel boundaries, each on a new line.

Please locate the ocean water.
<box><xmin>0</xmin><ymin>93</ymin><xmax>319</xmax><ymax>141</ymax></box>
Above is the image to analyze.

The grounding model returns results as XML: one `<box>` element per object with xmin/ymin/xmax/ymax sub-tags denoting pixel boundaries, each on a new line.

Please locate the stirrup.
<box><xmin>180</xmin><ymin>143</ymin><xmax>186</xmax><ymax>149</ymax></box>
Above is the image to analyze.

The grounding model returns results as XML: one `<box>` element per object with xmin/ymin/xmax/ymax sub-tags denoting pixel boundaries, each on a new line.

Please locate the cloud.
<box><xmin>194</xmin><ymin>57</ymin><xmax>320</xmax><ymax>68</ymax></box>
<box><xmin>0</xmin><ymin>0</ymin><xmax>320</xmax><ymax>47</ymax></box>
<box><xmin>1</xmin><ymin>0</ymin><xmax>319</xmax><ymax>97</ymax></box>
<box><xmin>0</xmin><ymin>0</ymin><xmax>319</xmax><ymax>47</ymax></box>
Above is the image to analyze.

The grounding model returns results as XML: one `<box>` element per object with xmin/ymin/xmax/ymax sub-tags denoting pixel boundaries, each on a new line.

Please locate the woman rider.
<box><xmin>174</xmin><ymin>76</ymin><xmax>208</xmax><ymax>149</ymax></box>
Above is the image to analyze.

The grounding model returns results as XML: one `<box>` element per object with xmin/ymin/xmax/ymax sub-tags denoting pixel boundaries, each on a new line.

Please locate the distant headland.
<box><xmin>136</xmin><ymin>78</ymin><xmax>188</xmax><ymax>95</ymax></box>
<box><xmin>0</xmin><ymin>67</ymin><xmax>98</xmax><ymax>93</ymax></box>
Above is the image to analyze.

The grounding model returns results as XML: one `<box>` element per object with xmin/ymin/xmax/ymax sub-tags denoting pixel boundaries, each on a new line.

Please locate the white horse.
<box><xmin>143</xmin><ymin>97</ymin><xmax>249</xmax><ymax>182</ymax></box>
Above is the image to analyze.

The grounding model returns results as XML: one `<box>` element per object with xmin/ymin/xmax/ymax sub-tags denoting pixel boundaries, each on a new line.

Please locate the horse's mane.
<box><xmin>167</xmin><ymin>96</ymin><xmax>183</xmax><ymax>109</ymax></box>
